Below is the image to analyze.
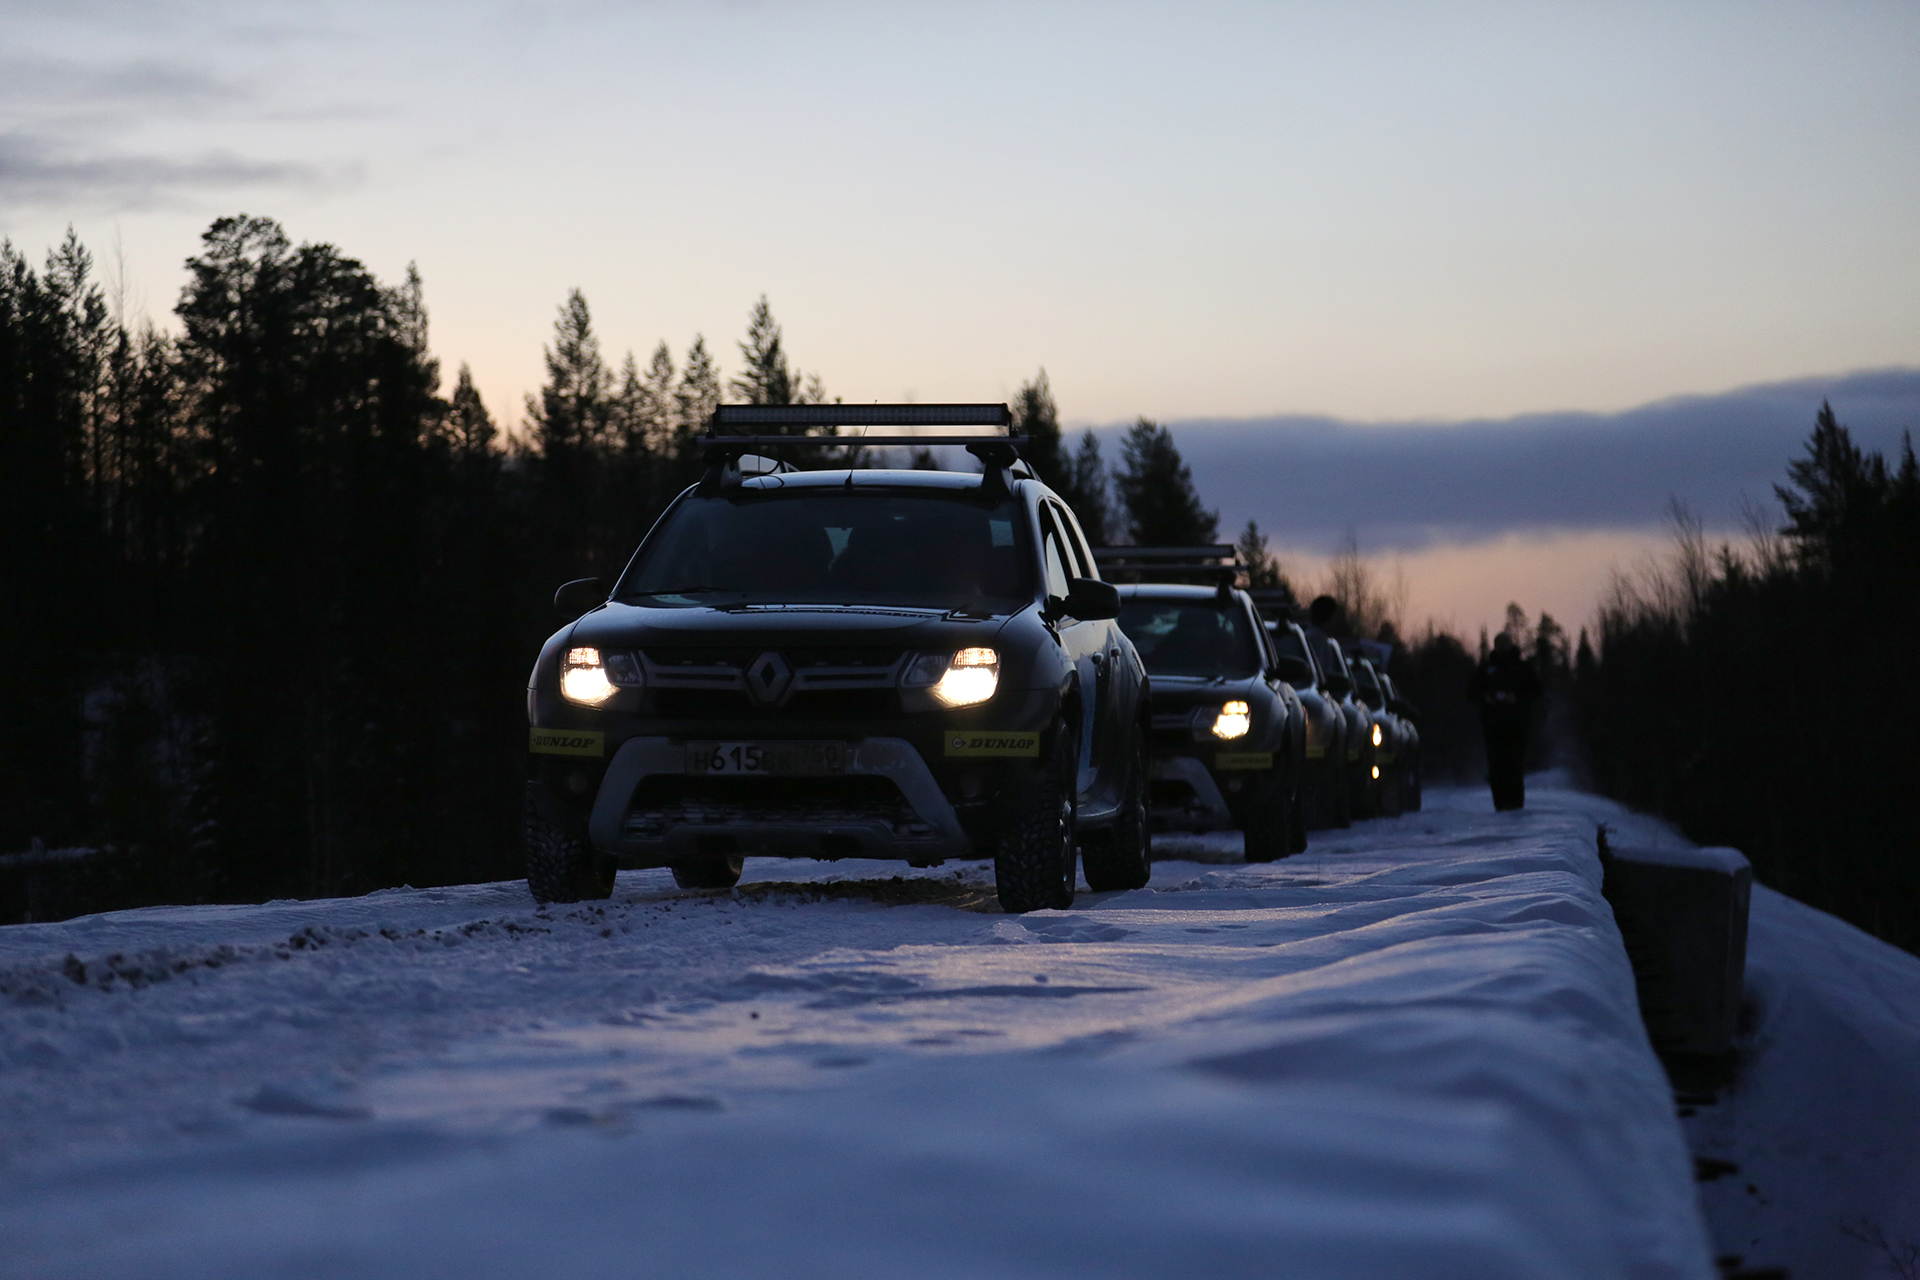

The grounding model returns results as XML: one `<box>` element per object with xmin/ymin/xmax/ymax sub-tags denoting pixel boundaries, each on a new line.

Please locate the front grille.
<box><xmin>652</xmin><ymin>688</ymin><xmax>896</xmax><ymax>719</ymax></box>
<box><xmin>640</xmin><ymin>648</ymin><xmax>907</xmax><ymax>706</ymax></box>
<box><xmin>624</xmin><ymin>775</ymin><xmax>936</xmax><ymax>840</ymax></box>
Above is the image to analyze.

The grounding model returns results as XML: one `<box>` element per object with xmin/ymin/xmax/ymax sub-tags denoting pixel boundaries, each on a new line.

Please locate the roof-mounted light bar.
<box><xmin>711</xmin><ymin>403</ymin><xmax>1014</xmax><ymax>432</ymax></box>
<box><xmin>1094</xmin><ymin>545</ymin><xmax>1244</xmax><ymax>591</ymax></box>
<box><xmin>697</xmin><ymin>402</ymin><xmax>1025</xmax><ymax>490</ymax></box>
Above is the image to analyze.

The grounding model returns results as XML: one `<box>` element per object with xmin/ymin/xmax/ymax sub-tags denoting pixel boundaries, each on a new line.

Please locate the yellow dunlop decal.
<box><xmin>1215</xmin><ymin>751</ymin><xmax>1274</xmax><ymax>771</ymax></box>
<box><xmin>530</xmin><ymin>728</ymin><xmax>605</xmax><ymax>757</ymax></box>
<box><xmin>1305</xmin><ymin>744</ymin><xmax>1327</xmax><ymax>759</ymax></box>
<box><xmin>945</xmin><ymin>730</ymin><xmax>1040</xmax><ymax>758</ymax></box>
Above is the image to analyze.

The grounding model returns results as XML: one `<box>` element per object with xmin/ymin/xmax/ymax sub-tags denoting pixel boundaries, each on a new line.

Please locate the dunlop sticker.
<box><xmin>1304</xmin><ymin>744</ymin><xmax>1327</xmax><ymax>760</ymax></box>
<box><xmin>945</xmin><ymin>730</ymin><xmax>1040</xmax><ymax>758</ymax></box>
<box><xmin>1215</xmin><ymin>751</ymin><xmax>1273</xmax><ymax>771</ymax></box>
<box><xmin>530</xmin><ymin>728</ymin><xmax>605</xmax><ymax>757</ymax></box>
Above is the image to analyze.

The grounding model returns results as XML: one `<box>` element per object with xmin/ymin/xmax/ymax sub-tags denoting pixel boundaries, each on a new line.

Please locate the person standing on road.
<box><xmin>1468</xmin><ymin>633</ymin><xmax>1541</xmax><ymax>811</ymax></box>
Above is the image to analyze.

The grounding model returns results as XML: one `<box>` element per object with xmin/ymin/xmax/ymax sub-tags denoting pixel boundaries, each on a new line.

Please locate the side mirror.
<box><xmin>1324</xmin><ymin>675</ymin><xmax>1353</xmax><ymax>700</ymax></box>
<box><xmin>554</xmin><ymin>577</ymin><xmax>605</xmax><ymax>617</ymax></box>
<box><xmin>1269</xmin><ymin>656</ymin><xmax>1315</xmax><ymax>686</ymax></box>
<box><xmin>1063</xmin><ymin>577</ymin><xmax>1120</xmax><ymax>621</ymax></box>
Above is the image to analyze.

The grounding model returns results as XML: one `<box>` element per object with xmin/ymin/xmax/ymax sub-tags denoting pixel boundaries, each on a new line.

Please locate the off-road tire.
<box><xmin>1242</xmin><ymin>771</ymin><xmax>1290</xmax><ymax>863</ymax></box>
<box><xmin>994</xmin><ymin>720</ymin><xmax>1077</xmax><ymax>913</ymax></box>
<box><xmin>1083</xmin><ymin>733</ymin><xmax>1151</xmax><ymax>892</ymax></box>
<box><xmin>672</xmin><ymin>855</ymin><xmax>745</xmax><ymax>890</ymax></box>
<box><xmin>525</xmin><ymin>781</ymin><xmax>616</xmax><ymax>904</ymax></box>
<box><xmin>1328</xmin><ymin>752</ymin><xmax>1359</xmax><ymax>832</ymax></box>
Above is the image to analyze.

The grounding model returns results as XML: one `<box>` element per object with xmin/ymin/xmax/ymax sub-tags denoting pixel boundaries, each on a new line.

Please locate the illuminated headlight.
<box><xmin>1372</xmin><ymin>723</ymin><xmax>1383</xmax><ymax>748</ymax></box>
<box><xmin>561</xmin><ymin>646</ymin><xmax>630</xmax><ymax>706</ymax></box>
<box><xmin>904</xmin><ymin>647</ymin><xmax>999</xmax><ymax>708</ymax></box>
<box><xmin>1371</xmin><ymin>765</ymin><xmax>1381</xmax><ymax>779</ymax></box>
<box><xmin>1211</xmin><ymin>700</ymin><xmax>1251</xmax><ymax>740</ymax></box>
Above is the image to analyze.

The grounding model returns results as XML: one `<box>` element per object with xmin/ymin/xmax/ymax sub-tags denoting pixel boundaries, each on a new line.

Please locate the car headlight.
<box><xmin>1371</xmin><ymin>723</ymin><xmax>1384</xmax><ymax>748</ymax></box>
<box><xmin>561</xmin><ymin>646</ymin><xmax>632</xmax><ymax>706</ymax></box>
<box><xmin>904</xmin><ymin>647</ymin><xmax>999</xmax><ymax>708</ymax></box>
<box><xmin>1212</xmin><ymin>700</ymin><xmax>1251</xmax><ymax>740</ymax></box>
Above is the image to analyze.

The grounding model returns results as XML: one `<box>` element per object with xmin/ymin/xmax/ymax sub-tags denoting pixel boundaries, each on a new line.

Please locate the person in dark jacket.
<box><xmin>1467</xmin><ymin>633</ymin><xmax>1541</xmax><ymax>811</ymax></box>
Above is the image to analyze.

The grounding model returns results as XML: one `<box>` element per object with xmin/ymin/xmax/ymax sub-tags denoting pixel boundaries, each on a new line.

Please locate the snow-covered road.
<box><xmin>0</xmin><ymin>786</ymin><xmax>1719</xmax><ymax>1279</ymax></box>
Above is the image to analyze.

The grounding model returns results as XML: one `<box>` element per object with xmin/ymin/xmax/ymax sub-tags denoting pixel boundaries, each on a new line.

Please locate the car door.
<box><xmin>1037</xmin><ymin>501</ymin><xmax>1110</xmax><ymax>805</ymax></box>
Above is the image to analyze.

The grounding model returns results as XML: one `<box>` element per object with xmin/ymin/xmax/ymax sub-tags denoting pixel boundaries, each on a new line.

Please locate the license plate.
<box><xmin>685</xmin><ymin>741</ymin><xmax>848</xmax><ymax>776</ymax></box>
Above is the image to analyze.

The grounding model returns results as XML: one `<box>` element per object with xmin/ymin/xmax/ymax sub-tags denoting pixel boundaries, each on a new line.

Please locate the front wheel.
<box><xmin>1241</xmin><ymin>771</ymin><xmax>1290</xmax><ymax>863</ymax></box>
<box><xmin>995</xmin><ymin>720</ymin><xmax>1078</xmax><ymax>913</ymax></box>
<box><xmin>1083</xmin><ymin>733</ymin><xmax>1151</xmax><ymax>892</ymax></box>
<box><xmin>524</xmin><ymin>781</ymin><xmax>615</xmax><ymax>904</ymax></box>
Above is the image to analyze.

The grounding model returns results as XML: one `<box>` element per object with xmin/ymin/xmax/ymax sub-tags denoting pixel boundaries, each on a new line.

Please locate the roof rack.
<box><xmin>1245</xmin><ymin>587</ymin><xmax>1303</xmax><ymax>622</ymax></box>
<box><xmin>699</xmin><ymin>403</ymin><xmax>1026</xmax><ymax>490</ymax></box>
<box><xmin>1093</xmin><ymin>545</ymin><xmax>1241</xmax><ymax>591</ymax></box>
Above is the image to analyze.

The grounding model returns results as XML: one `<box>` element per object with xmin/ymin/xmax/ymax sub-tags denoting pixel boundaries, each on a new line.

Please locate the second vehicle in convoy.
<box><xmin>1099</xmin><ymin>547</ymin><xmax>1308</xmax><ymax>862</ymax></box>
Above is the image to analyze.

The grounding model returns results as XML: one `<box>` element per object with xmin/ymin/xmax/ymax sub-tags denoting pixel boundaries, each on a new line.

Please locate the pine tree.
<box><xmin>1115</xmin><ymin>417</ymin><xmax>1217</xmax><ymax>546</ymax></box>
<box><xmin>1237</xmin><ymin>519</ymin><xmax>1288</xmax><ymax>591</ymax></box>
<box><xmin>1060</xmin><ymin>429</ymin><xmax>1111</xmax><ymax>545</ymax></box>
<box><xmin>446</xmin><ymin>363</ymin><xmax>496</xmax><ymax>460</ymax></box>
<box><xmin>525</xmin><ymin>289</ymin><xmax>611</xmax><ymax>458</ymax></box>
<box><xmin>729</xmin><ymin>294</ymin><xmax>795</xmax><ymax>408</ymax></box>
<box><xmin>640</xmin><ymin>341</ymin><xmax>676</xmax><ymax>454</ymax></box>
<box><xmin>1012</xmin><ymin>369</ymin><xmax>1065</xmax><ymax>493</ymax></box>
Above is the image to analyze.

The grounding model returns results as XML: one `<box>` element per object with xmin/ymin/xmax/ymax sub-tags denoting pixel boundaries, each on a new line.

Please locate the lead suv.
<box><xmin>524</xmin><ymin>404</ymin><xmax>1152</xmax><ymax>914</ymax></box>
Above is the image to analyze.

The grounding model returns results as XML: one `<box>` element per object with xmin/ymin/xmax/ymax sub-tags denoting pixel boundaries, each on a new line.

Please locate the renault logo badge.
<box><xmin>746</xmin><ymin>651</ymin><xmax>792</xmax><ymax>704</ymax></box>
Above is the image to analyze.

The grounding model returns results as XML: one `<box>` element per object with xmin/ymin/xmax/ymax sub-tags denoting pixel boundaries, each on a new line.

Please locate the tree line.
<box><xmin>1573</xmin><ymin>407</ymin><xmax>1920</xmax><ymax>953</ymax></box>
<box><xmin>0</xmin><ymin>217</ymin><xmax>1232</xmax><ymax>919</ymax></box>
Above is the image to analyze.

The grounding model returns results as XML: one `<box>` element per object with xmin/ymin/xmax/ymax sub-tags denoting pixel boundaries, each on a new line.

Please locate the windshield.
<box><xmin>1352</xmin><ymin>662</ymin><xmax>1384</xmax><ymax>710</ymax></box>
<box><xmin>1270</xmin><ymin>625</ymin><xmax>1316</xmax><ymax>672</ymax></box>
<box><xmin>1306</xmin><ymin>631</ymin><xmax>1349</xmax><ymax>682</ymax></box>
<box><xmin>618</xmin><ymin>489</ymin><xmax>1033</xmax><ymax>610</ymax></box>
<box><xmin>1116</xmin><ymin>599</ymin><xmax>1263</xmax><ymax>679</ymax></box>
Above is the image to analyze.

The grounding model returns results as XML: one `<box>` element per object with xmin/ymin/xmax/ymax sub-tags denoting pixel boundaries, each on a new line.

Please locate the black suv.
<box><xmin>524</xmin><ymin>405</ymin><xmax>1151</xmax><ymax>914</ymax></box>
<box><xmin>1099</xmin><ymin>548</ymin><xmax>1308</xmax><ymax>862</ymax></box>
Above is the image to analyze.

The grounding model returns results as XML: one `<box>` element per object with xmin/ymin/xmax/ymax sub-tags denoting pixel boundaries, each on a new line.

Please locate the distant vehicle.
<box><xmin>1289</xmin><ymin>620</ymin><xmax>1378</xmax><ymax>820</ymax></box>
<box><xmin>524</xmin><ymin>404</ymin><xmax>1152</xmax><ymax>914</ymax></box>
<box><xmin>1347</xmin><ymin>652</ymin><xmax>1415</xmax><ymax>818</ymax></box>
<box><xmin>1379</xmin><ymin>670</ymin><xmax>1422</xmax><ymax>812</ymax></box>
<box><xmin>1263</xmin><ymin>616</ymin><xmax>1352</xmax><ymax>828</ymax></box>
<box><xmin>1100</xmin><ymin>548</ymin><xmax>1307</xmax><ymax>862</ymax></box>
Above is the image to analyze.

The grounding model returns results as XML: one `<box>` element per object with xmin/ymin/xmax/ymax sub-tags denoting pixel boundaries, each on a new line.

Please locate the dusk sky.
<box><xmin>6</xmin><ymin>0</ymin><xmax>1917</xmax><ymax>633</ymax></box>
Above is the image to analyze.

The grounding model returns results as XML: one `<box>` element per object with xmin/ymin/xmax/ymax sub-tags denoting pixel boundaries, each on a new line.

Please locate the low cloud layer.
<box><xmin>0</xmin><ymin>55</ymin><xmax>327</xmax><ymax>212</ymax></box>
<box><xmin>0</xmin><ymin>132</ymin><xmax>321</xmax><ymax>212</ymax></box>
<box><xmin>1110</xmin><ymin>369</ymin><xmax>1920</xmax><ymax>551</ymax></box>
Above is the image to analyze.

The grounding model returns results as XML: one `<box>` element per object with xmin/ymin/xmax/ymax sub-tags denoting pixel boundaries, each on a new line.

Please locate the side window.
<box><xmin>1054</xmin><ymin>504</ymin><xmax>1098</xmax><ymax>579</ymax></box>
<box><xmin>1039</xmin><ymin>510</ymin><xmax>1074</xmax><ymax>602</ymax></box>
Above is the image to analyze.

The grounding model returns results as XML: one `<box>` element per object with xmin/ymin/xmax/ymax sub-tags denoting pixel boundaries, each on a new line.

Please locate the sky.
<box><xmin>5</xmin><ymin>0</ymin><xmax>1917</xmax><ymax>634</ymax></box>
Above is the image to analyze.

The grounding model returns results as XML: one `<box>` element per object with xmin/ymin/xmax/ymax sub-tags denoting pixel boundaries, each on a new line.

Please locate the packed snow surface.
<box><xmin>0</xmin><ymin>785</ymin><xmax>1715</xmax><ymax>1279</ymax></box>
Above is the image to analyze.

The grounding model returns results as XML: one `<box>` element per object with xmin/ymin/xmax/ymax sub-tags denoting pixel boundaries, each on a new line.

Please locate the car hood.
<box><xmin>1147</xmin><ymin>674</ymin><xmax>1266</xmax><ymax>711</ymax></box>
<box><xmin>570</xmin><ymin>600</ymin><xmax>1014</xmax><ymax>649</ymax></box>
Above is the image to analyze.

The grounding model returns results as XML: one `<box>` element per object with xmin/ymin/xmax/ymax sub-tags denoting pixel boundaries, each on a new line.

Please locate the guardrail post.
<box><xmin>1599</xmin><ymin>830</ymin><xmax>1751</xmax><ymax>1078</ymax></box>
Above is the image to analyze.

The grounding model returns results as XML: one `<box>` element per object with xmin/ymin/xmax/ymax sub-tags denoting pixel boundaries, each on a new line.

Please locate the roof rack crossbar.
<box><xmin>1091</xmin><ymin>545</ymin><xmax>1239</xmax><ymax>562</ymax></box>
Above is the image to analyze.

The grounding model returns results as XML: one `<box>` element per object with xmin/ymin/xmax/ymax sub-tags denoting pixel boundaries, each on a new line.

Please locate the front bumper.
<box><xmin>588</xmin><ymin>736</ymin><xmax>972</xmax><ymax>866</ymax></box>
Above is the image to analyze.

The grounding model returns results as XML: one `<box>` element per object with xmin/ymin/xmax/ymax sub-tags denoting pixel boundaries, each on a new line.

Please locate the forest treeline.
<box><xmin>6</xmin><ymin>218</ymin><xmax>1912</xmax><ymax>955</ymax></box>
<box><xmin>1575</xmin><ymin>408</ymin><xmax>1920</xmax><ymax>952</ymax></box>
<box><xmin>0</xmin><ymin>217</ymin><xmax>1237</xmax><ymax>915</ymax></box>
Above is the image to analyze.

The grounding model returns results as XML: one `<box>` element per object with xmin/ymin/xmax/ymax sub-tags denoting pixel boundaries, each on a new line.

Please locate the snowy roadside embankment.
<box><xmin>0</xmin><ymin>787</ymin><xmax>1712</xmax><ymax>1279</ymax></box>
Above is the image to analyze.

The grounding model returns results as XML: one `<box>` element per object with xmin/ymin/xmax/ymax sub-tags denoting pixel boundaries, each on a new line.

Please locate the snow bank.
<box><xmin>1683</xmin><ymin>884</ymin><xmax>1920</xmax><ymax>1278</ymax></box>
<box><xmin>0</xmin><ymin>788</ymin><xmax>1713</xmax><ymax>1279</ymax></box>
